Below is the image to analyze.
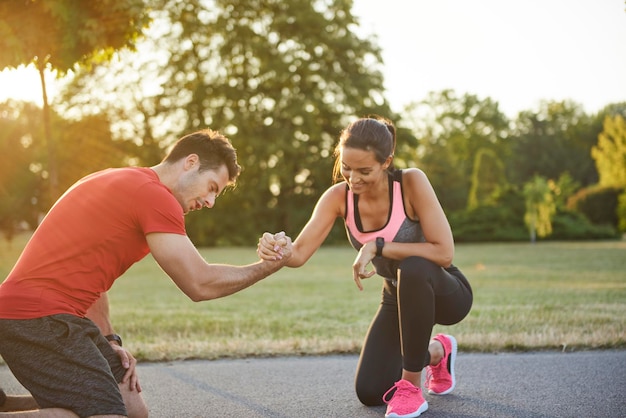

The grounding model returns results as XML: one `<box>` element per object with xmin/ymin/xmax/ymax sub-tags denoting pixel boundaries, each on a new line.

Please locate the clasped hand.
<box><xmin>257</xmin><ymin>231</ymin><xmax>293</xmax><ymax>261</ymax></box>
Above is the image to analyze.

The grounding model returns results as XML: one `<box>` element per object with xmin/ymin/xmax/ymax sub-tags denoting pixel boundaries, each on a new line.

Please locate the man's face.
<box><xmin>174</xmin><ymin>158</ymin><xmax>230</xmax><ymax>214</ymax></box>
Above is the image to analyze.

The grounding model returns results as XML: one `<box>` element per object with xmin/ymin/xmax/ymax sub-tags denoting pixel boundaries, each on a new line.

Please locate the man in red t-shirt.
<box><xmin>0</xmin><ymin>129</ymin><xmax>292</xmax><ymax>417</ymax></box>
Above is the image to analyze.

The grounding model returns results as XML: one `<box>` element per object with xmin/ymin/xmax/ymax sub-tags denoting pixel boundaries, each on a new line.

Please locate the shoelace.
<box><xmin>424</xmin><ymin>367</ymin><xmax>434</xmax><ymax>388</ymax></box>
<box><xmin>383</xmin><ymin>381</ymin><xmax>419</xmax><ymax>404</ymax></box>
<box><xmin>429</xmin><ymin>357</ymin><xmax>448</xmax><ymax>383</ymax></box>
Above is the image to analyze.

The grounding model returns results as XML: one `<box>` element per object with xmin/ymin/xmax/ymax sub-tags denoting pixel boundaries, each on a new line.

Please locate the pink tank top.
<box><xmin>343</xmin><ymin>170</ymin><xmax>424</xmax><ymax>279</ymax></box>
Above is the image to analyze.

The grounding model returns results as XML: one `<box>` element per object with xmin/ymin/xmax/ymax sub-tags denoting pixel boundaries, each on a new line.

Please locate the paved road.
<box><xmin>1</xmin><ymin>350</ymin><xmax>625</xmax><ymax>417</ymax></box>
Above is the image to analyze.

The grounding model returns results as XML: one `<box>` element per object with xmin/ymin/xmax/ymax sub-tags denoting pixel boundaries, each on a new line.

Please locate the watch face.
<box><xmin>106</xmin><ymin>334</ymin><xmax>122</xmax><ymax>346</ymax></box>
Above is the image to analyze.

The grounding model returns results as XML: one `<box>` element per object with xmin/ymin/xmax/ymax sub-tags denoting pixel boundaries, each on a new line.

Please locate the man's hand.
<box><xmin>257</xmin><ymin>231</ymin><xmax>292</xmax><ymax>261</ymax></box>
<box><xmin>110</xmin><ymin>343</ymin><xmax>142</xmax><ymax>393</ymax></box>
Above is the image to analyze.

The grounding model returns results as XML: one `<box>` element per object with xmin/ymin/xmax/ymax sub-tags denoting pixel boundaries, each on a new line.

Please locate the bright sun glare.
<box><xmin>0</xmin><ymin>66</ymin><xmax>57</xmax><ymax>106</ymax></box>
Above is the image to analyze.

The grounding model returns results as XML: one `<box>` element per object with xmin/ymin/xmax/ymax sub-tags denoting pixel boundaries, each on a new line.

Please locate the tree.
<box><xmin>404</xmin><ymin>90</ymin><xmax>510</xmax><ymax>212</ymax></box>
<box><xmin>467</xmin><ymin>148</ymin><xmax>506</xmax><ymax>210</ymax></box>
<box><xmin>0</xmin><ymin>98</ymin><xmax>129</xmax><ymax>241</ymax></box>
<box><xmin>548</xmin><ymin>172</ymin><xmax>580</xmax><ymax>212</ymax></box>
<box><xmin>591</xmin><ymin>115</ymin><xmax>626</xmax><ymax>188</ymax></box>
<box><xmin>523</xmin><ymin>176</ymin><xmax>556</xmax><ymax>243</ymax></box>
<box><xmin>0</xmin><ymin>100</ymin><xmax>44</xmax><ymax>241</ymax></box>
<box><xmin>56</xmin><ymin>0</ymin><xmax>397</xmax><ymax>245</ymax></box>
<box><xmin>508</xmin><ymin>100</ymin><xmax>599</xmax><ymax>187</ymax></box>
<box><xmin>0</xmin><ymin>0</ymin><xmax>149</xmax><ymax>202</ymax></box>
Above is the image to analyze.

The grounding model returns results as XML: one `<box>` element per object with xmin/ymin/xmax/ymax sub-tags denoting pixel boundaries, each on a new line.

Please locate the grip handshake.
<box><xmin>257</xmin><ymin>231</ymin><xmax>293</xmax><ymax>262</ymax></box>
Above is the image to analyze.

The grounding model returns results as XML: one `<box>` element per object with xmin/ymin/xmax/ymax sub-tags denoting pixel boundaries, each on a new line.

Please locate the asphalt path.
<box><xmin>1</xmin><ymin>350</ymin><xmax>624</xmax><ymax>417</ymax></box>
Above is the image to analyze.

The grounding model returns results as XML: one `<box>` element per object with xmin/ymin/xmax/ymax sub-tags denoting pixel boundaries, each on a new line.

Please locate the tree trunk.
<box><xmin>37</xmin><ymin>63</ymin><xmax>58</xmax><ymax>207</ymax></box>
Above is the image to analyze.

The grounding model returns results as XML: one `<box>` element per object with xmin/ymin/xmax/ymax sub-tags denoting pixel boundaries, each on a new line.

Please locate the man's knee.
<box><xmin>120</xmin><ymin>386</ymin><xmax>148</xmax><ymax>418</ymax></box>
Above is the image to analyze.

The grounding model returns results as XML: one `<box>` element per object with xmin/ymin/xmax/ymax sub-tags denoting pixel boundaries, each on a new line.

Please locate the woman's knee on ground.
<box><xmin>355</xmin><ymin>381</ymin><xmax>385</xmax><ymax>407</ymax></box>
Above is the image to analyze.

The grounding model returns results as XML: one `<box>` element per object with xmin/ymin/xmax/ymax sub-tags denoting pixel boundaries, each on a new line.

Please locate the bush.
<box><xmin>450</xmin><ymin>206</ymin><xmax>620</xmax><ymax>243</ymax></box>
<box><xmin>618</xmin><ymin>191</ymin><xmax>626</xmax><ymax>233</ymax></box>
<box><xmin>548</xmin><ymin>210</ymin><xmax>620</xmax><ymax>240</ymax></box>
<box><xmin>567</xmin><ymin>185</ymin><xmax>624</xmax><ymax>228</ymax></box>
<box><xmin>450</xmin><ymin>205</ymin><xmax>527</xmax><ymax>242</ymax></box>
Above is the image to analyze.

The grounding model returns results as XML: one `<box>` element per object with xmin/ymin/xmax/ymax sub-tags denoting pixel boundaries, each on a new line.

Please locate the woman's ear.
<box><xmin>383</xmin><ymin>155</ymin><xmax>394</xmax><ymax>170</ymax></box>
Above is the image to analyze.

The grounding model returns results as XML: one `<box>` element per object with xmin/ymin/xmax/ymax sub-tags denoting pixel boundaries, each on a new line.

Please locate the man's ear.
<box><xmin>184</xmin><ymin>154</ymin><xmax>200</xmax><ymax>170</ymax></box>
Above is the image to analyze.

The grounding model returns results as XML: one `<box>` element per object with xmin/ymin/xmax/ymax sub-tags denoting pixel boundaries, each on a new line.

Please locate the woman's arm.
<box><xmin>354</xmin><ymin>169</ymin><xmax>454</xmax><ymax>271</ymax></box>
<box><xmin>258</xmin><ymin>184</ymin><xmax>345</xmax><ymax>267</ymax></box>
<box><xmin>385</xmin><ymin>168</ymin><xmax>454</xmax><ymax>266</ymax></box>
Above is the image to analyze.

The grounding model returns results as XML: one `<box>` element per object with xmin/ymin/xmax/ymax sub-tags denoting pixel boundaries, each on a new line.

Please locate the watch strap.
<box><xmin>105</xmin><ymin>334</ymin><xmax>123</xmax><ymax>346</ymax></box>
<box><xmin>375</xmin><ymin>237</ymin><xmax>384</xmax><ymax>257</ymax></box>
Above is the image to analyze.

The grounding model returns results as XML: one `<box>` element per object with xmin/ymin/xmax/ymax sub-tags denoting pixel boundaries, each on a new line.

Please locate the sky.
<box><xmin>352</xmin><ymin>0</ymin><xmax>626</xmax><ymax>116</ymax></box>
<box><xmin>1</xmin><ymin>0</ymin><xmax>624</xmax><ymax>118</ymax></box>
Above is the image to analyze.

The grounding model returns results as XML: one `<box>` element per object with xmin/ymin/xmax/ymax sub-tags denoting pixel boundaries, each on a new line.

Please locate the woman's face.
<box><xmin>340</xmin><ymin>146</ymin><xmax>387</xmax><ymax>194</ymax></box>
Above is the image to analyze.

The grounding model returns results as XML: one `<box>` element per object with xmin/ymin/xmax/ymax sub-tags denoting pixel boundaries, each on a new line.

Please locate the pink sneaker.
<box><xmin>425</xmin><ymin>334</ymin><xmax>457</xmax><ymax>395</ymax></box>
<box><xmin>383</xmin><ymin>379</ymin><xmax>428</xmax><ymax>418</ymax></box>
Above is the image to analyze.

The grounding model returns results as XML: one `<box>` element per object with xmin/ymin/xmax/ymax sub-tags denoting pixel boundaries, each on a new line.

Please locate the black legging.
<box><xmin>354</xmin><ymin>256</ymin><xmax>473</xmax><ymax>406</ymax></box>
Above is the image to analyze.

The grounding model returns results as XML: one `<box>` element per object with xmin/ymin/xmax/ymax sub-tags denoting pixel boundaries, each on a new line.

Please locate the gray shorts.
<box><xmin>0</xmin><ymin>314</ymin><xmax>127</xmax><ymax>418</ymax></box>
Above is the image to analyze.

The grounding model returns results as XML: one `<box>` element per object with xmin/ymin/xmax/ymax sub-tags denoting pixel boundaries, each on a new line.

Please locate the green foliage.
<box><xmin>54</xmin><ymin>114</ymin><xmax>130</xmax><ymax>189</ymax></box>
<box><xmin>0</xmin><ymin>0</ymin><xmax>150</xmax><ymax>201</ymax></box>
<box><xmin>523</xmin><ymin>176</ymin><xmax>556</xmax><ymax>242</ymax></box>
<box><xmin>567</xmin><ymin>184</ymin><xmax>623</xmax><ymax>228</ymax></box>
<box><xmin>0</xmin><ymin>0</ymin><xmax>150</xmax><ymax>73</ymax></box>
<box><xmin>592</xmin><ymin>115</ymin><xmax>626</xmax><ymax>188</ymax></box>
<box><xmin>404</xmin><ymin>90</ymin><xmax>510</xmax><ymax>212</ymax></box>
<box><xmin>0</xmin><ymin>101</ymin><xmax>44</xmax><ymax>239</ymax></box>
<box><xmin>549</xmin><ymin>210</ymin><xmax>620</xmax><ymax>240</ymax></box>
<box><xmin>58</xmin><ymin>0</ymin><xmax>397</xmax><ymax>246</ymax></box>
<box><xmin>449</xmin><ymin>203</ymin><xmax>527</xmax><ymax>243</ymax></box>
<box><xmin>618</xmin><ymin>191</ymin><xmax>626</xmax><ymax>233</ymax></box>
<box><xmin>449</xmin><ymin>184</ymin><xmax>615</xmax><ymax>242</ymax></box>
<box><xmin>178</xmin><ymin>0</ymin><xmax>395</xmax><ymax>245</ymax></box>
<box><xmin>507</xmin><ymin>100</ymin><xmax>599</xmax><ymax>187</ymax></box>
<box><xmin>467</xmin><ymin>148</ymin><xmax>506</xmax><ymax>209</ymax></box>
<box><xmin>1</xmin><ymin>2</ymin><xmax>624</xmax><ymax>245</ymax></box>
<box><xmin>0</xmin><ymin>99</ymin><xmax>127</xmax><ymax>222</ymax></box>
<box><xmin>548</xmin><ymin>172</ymin><xmax>581</xmax><ymax>211</ymax></box>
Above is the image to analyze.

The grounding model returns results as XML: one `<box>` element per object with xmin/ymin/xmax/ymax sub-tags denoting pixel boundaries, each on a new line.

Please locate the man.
<box><xmin>0</xmin><ymin>129</ymin><xmax>292</xmax><ymax>417</ymax></box>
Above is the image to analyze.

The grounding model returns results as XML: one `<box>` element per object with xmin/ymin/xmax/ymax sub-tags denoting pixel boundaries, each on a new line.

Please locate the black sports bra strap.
<box><xmin>393</xmin><ymin>169</ymin><xmax>403</xmax><ymax>183</ymax></box>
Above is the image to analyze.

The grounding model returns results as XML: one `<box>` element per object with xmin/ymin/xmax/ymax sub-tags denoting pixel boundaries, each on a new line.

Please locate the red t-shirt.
<box><xmin>0</xmin><ymin>167</ymin><xmax>186</xmax><ymax>319</ymax></box>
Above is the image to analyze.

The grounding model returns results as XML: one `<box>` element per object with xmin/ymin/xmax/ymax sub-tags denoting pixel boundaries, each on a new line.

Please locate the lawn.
<box><xmin>1</xmin><ymin>235</ymin><xmax>624</xmax><ymax>361</ymax></box>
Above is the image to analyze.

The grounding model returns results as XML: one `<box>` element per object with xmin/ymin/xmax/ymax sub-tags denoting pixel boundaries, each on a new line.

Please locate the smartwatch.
<box><xmin>105</xmin><ymin>334</ymin><xmax>123</xmax><ymax>346</ymax></box>
<box><xmin>375</xmin><ymin>237</ymin><xmax>384</xmax><ymax>258</ymax></box>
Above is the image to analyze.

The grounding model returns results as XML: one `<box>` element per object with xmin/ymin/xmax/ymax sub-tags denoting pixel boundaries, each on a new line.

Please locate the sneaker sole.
<box><xmin>429</xmin><ymin>334</ymin><xmax>457</xmax><ymax>395</ymax></box>
<box><xmin>385</xmin><ymin>400</ymin><xmax>429</xmax><ymax>418</ymax></box>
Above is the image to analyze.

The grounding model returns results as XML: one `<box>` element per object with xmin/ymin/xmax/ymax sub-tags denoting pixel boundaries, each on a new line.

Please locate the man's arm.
<box><xmin>147</xmin><ymin>232</ymin><xmax>292</xmax><ymax>302</ymax></box>
<box><xmin>85</xmin><ymin>293</ymin><xmax>141</xmax><ymax>392</ymax></box>
<box><xmin>85</xmin><ymin>292</ymin><xmax>115</xmax><ymax>336</ymax></box>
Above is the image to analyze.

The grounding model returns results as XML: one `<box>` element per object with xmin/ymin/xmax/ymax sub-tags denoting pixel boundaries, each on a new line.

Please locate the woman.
<box><xmin>258</xmin><ymin>116</ymin><xmax>473</xmax><ymax>418</ymax></box>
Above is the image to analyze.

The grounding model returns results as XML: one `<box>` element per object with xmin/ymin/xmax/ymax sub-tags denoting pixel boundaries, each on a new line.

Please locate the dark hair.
<box><xmin>332</xmin><ymin>116</ymin><xmax>396</xmax><ymax>182</ymax></box>
<box><xmin>163</xmin><ymin>129</ymin><xmax>241</xmax><ymax>184</ymax></box>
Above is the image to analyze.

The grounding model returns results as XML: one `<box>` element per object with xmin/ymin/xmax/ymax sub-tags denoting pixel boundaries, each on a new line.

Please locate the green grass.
<box><xmin>1</xmin><ymin>235</ymin><xmax>624</xmax><ymax>361</ymax></box>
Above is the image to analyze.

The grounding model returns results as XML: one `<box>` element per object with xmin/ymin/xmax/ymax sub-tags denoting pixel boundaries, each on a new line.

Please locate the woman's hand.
<box><xmin>111</xmin><ymin>343</ymin><xmax>142</xmax><ymax>392</ymax></box>
<box><xmin>257</xmin><ymin>231</ymin><xmax>291</xmax><ymax>261</ymax></box>
<box><xmin>352</xmin><ymin>241</ymin><xmax>377</xmax><ymax>291</ymax></box>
